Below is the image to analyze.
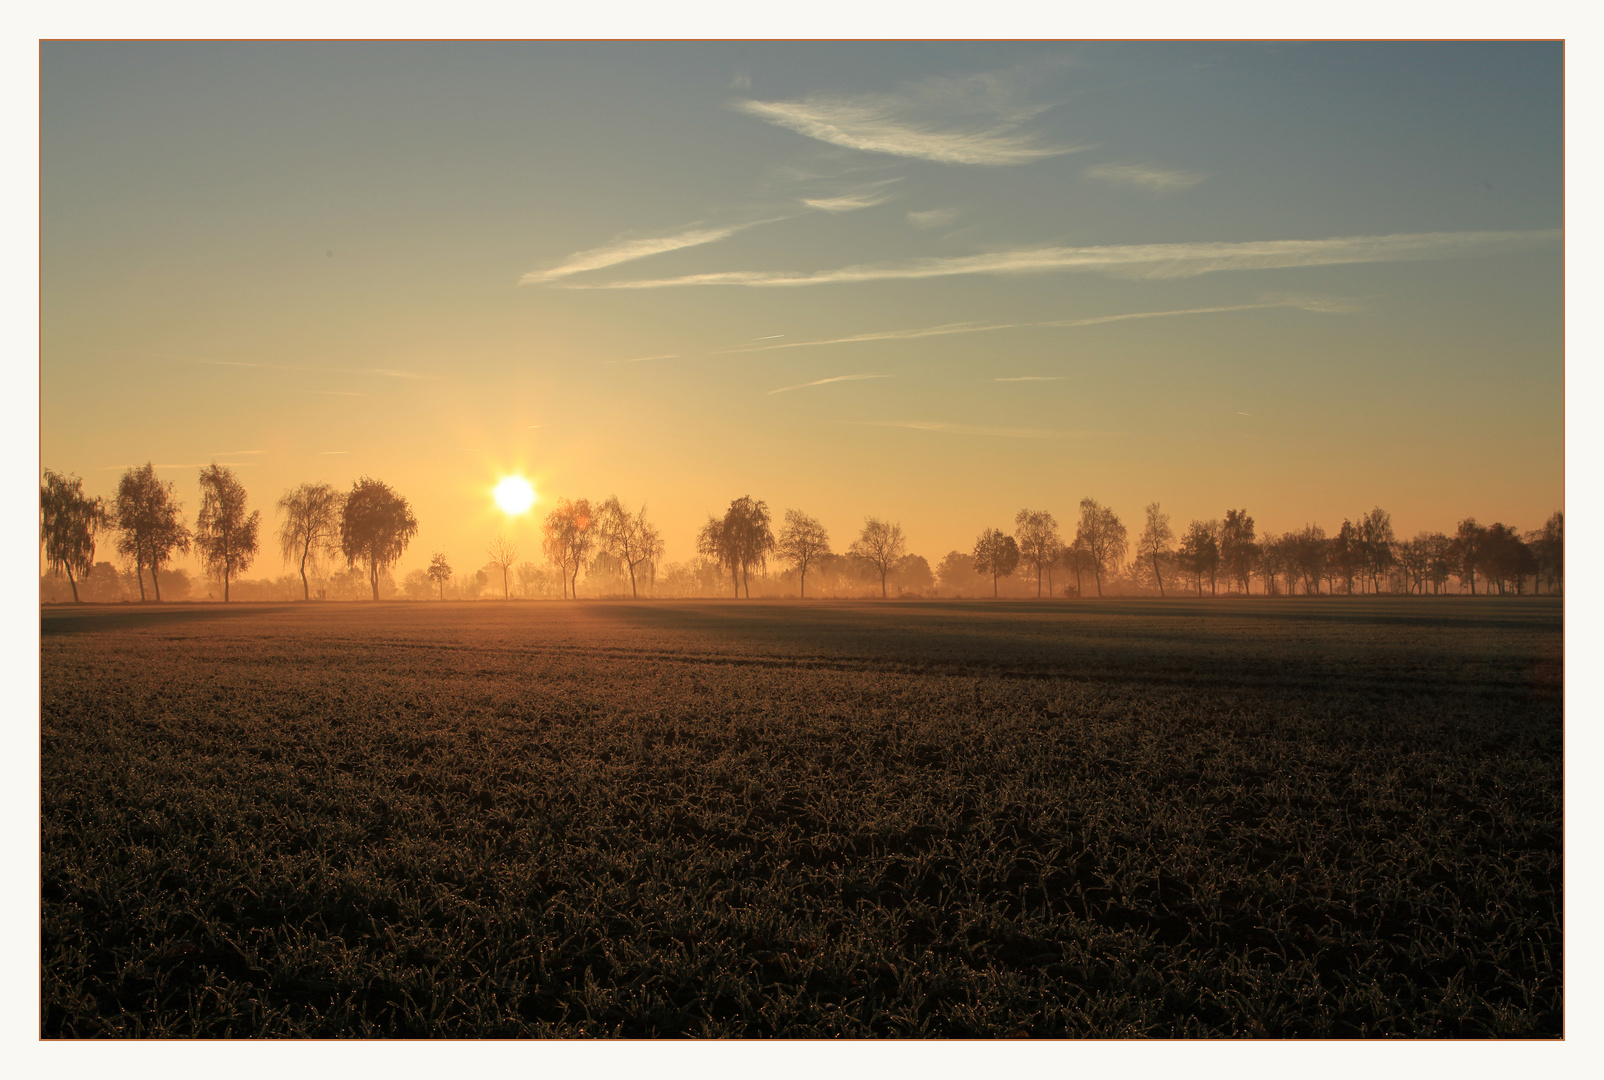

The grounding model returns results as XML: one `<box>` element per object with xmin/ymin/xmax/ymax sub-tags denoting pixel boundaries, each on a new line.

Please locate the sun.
<box><xmin>493</xmin><ymin>475</ymin><xmax>536</xmax><ymax>515</ymax></box>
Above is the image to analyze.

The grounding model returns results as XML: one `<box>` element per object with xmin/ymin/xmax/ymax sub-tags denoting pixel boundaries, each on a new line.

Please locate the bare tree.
<box><xmin>1074</xmin><ymin>498</ymin><xmax>1127</xmax><ymax>597</ymax></box>
<box><xmin>972</xmin><ymin>528</ymin><xmax>1020</xmax><ymax>598</ymax></box>
<box><xmin>777</xmin><ymin>510</ymin><xmax>831</xmax><ymax>598</ymax></box>
<box><xmin>1359</xmin><ymin>507</ymin><xmax>1396</xmax><ymax>594</ymax></box>
<box><xmin>1527</xmin><ymin>511</ymin><xmax>1563</xmax><ymax>594</ymax></box>
<box><xmin>276</xmin><ymin>481</ymin><xmax>342</xmax><ymax>601</ymax></box>
<box><xmin>1137</xmin><ymin>502</ymin><xmax>1174</xmax><ymax>598</ymax></box>
<box><xmin>1450</xmin><ymin>518</ymin><xmax>1485</xmax><ymax>595</ymax></box>
<box><xmin>486</xmin><ymin>535</ymin><xmax>518</xmax><ymax>599</ymax></box>
<box><xmin>114</xmin><ymin>463</ymin><xmax>191</xmax><ymax>602</ymax></box>
<box><xmin>195</xmin><ymin>463</ymin><xmax>261</xmax><ymax>602</ymax></box>
<box><xmin>1219</xmin><ymin>509</ymin><xmax>1258</xmax><ymax>595</ymax></box>
<box><xmin>340</xmin><ymin>477</ymin><xmax>419</xmax><ymax>601</ymax></box>
<box><xmin>848</xmin><ymin>517</ymin><xmax>907</xmax><ymax>599</ymax></box>
<box><xmin>542</xmin><ymin>498</ymin><xmax>595</xmax><ymax>599</ymax></box>
<box><xmin>1177</xmin><ymin>520</ymin><xmax>1218</xmax><ymax>597</ymax></box>
<box><xmin>40</xmin><ymin>469</ymin><xmax>108</xmax><ymax>603</ymax></box>
<box><xmin>427</xmin><ymin>552</ymin><xmax>452</xmax><ymax>600</ymax></box>
<box><xmin>697</xmin><ymin>496</ymin><xmax>774</xmax><ymax>598</ymax></box>
<box><xmin>596</xmin><ymin>496</ymin><xmax>665</xmax><ymax>599</ymax></box>
<box><xmin>1013</xmin><ymin>509</ymin><xmax>1061</xmax><ymax>598</ymax></box>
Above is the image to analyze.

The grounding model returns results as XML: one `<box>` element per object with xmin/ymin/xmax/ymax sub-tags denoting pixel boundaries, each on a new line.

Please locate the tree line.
<box><xmin>41</xmin><ymin>465</ymin><xmax>1562</xmax><ymax>602</ymax></box>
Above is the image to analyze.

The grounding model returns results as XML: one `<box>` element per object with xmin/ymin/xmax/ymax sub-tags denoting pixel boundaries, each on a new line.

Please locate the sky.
<box><xmin>40</xmin><ymin>41</ymin><xmax>1563</xmax><ymax>579</ymax></box>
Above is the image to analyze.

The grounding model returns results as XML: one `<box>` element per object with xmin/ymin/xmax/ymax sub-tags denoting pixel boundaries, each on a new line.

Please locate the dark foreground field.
<box><xmin>41</xmin><ymin>598</ymin><xmax>1562</xmax><ymax>1037</ymax></box>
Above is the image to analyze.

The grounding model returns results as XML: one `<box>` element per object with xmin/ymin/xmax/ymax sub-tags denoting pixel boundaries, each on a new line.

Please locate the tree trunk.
<box><xmin>152</xmin><ymin>562</ymin><xmax>163</xmax><ymax>602</ymax></box>
<box><xmin>993</xmin><ymin>571</ymin><xmax>998</xmax><ymax>598</ymax></box>
<box><xmin>299</xmin><ymin>546</ymin><xmax>310</xmax><ymax>601</ymax></box>
<box><xmin>881</xmin><ymin>569</ymin><xmax>888</xmax><ymax>599</ymax></box>
<box><xmin>1094</xmin><ymin>565</ymin><xmax>1103</xmax><ymax>597</ymax></box>
<box><xmin>134</xmin><ymin>557</ymin><xmax>146</xmax><ymax>601</ymax></box>
<box><xmin>370</xmin><ymin>557</ymin><xmax>380</xmax><ymax>601</ymax></box>
<box><xmin>65</xmin><ymin>565</ymin><xmax>79</xmax><ymax>602</ymax></box>
<box><xmin>1152</xmin><ymin>553</ymin><xmax>1164</xmax><ymax>598</ymax></box>
<box><xmin>224</xmin><ymin>567</ymin><xmax>230</xmax><ymax>602</ymax></box>
<box><xmin>800</xmin><ymin>565</ymin><xmax>807</xmax><ymax>599</ymax></box>
<box><xmin>628</xmin><ymin>560</ymin><xmax>638</xmax><ymax>599</ymax></box>
<box><xmin>571</xmin><ymin>565</ymin><xmax>580</xmax><ymax>599</ymax></box>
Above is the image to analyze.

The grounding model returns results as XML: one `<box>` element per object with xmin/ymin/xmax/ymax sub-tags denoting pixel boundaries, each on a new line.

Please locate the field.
<box><xmin>40</xmin><ymin>597</ymin><xmax>1563</xmax><ymax>1038</ymax></box>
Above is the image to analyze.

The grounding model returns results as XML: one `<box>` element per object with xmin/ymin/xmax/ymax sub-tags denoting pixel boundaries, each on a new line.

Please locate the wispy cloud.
<box><xmin>855</xmin><ymin>420</ymin><xmax>1103</xmax><ymax>440</ymax></box>
<box><xmin>1086</xmin><ymin>162</ymin><xmax>1207</xmax><ymax>194</ymax></box>
<box><xmin>199</xmin><ymin>360</ymin><xmax>427</xmax><ymax>380</ymax></box>
<box><xmin>735</xmin><ymin>67</ymin><xmax>1084</xmax><ymax>166</ymax></box>
<box><xmin>572</xmin><ymin>229</ymin><xmax>1558</xmax><ymax>290</ymax></box>
<box><xmin>991</xmin><ymin>376</ymin><xmax>1065</xmax><ymax>382</ymax></box>
<box><xmin>802</xmin><ymin>179</ymin><xmax>901</xmax><ymax>213</ymax></box>
<box><xmin>717</xmin><ymin>298</ymin><xmax>1351</xmax><ymax>355</ymax></box>
<box><xmin>101</xmin><ymin>462</ymin><xmax>260</xmax><ymax>470</ymax></box>
<box><xmin>768</xmin><ymin>373</ymin><xmax>892</xmax><ymax>395</ymax></box>
<box><xmin>520</xmin><ymin>220</ymin><xmax>779</xmax><ymax>285</ymax></box>
<box><xmin>907</xmin><ymin>208</ymin><xmax>959</xmax><ymax>229</ymax></box>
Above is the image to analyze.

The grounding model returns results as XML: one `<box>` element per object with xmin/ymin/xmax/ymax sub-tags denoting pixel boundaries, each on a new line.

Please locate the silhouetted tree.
<box><xmin>542</xmin><ymin>498</ymin><xmax>595</xmax><ymax>599</ymax></box>
<box><xmin>1450</xmin><ymin>518</ymin><xmax>1486</xmax><ymax>595</ymax></box>
<box><xmin>340</xmin><ymin>477</ymin><xmax>418</xmax><ymax>601</ymax></box>
<box><xmin>1137</xmin><ymin>503</ymin><xmax>1174</xmax><ymax>598</ymax></box>
<box><xmin>427</xmin><ymin>552</ymin><xmax>452</xmax><ymax>599</ymax></box>
<box><xmin>1359</xmin><ymin>507</ymin><xmax>1396</xmax><ymax>594</ymax></box>
<box><xmin>848</xmin><ymin>518</ymin><xmax>907</xmax><ymax>599</ymax></box>
<box><xmin>195</xmin><ymin>463</ymin><xmax>260</xmax><ymax>602</ymax></box>
<box><xmin>698</xmin><ymin>496</ymin><xmax>774</xmax><ymax>599</ymax></box>
<box><xmin>1177</xmin><ymin>520</ymin><xmax>1218</xmax><ymax>597</ymax></box>
<box><xmin>40</xmin><ymin>469</ymin><xmax>108</xmax><ymax>603</ymax></box>
<box><xmin>1480</xmin><ymin>523</ymin><xmax>1528</xmax><ymax>595</ymax></box>
<box><xmin>596</xmin><ymin>496</ymin><xmax>665</xmax><ymax>599</ymax></box>
<box><xmin>1219</xmin><ymin>509</ymin><xmax>1258</xmax><ymax>595</ymax></box>
<box><xmin>114</xmin><ymin>463</ymin><xmax>191</xmax><ymax>601</ymax></box>
<box><xmin>972</xmin><ymin>528</ymin><xmax>1020</xmax><ymax>598</ymax></box>
<box><xmin>486</xmin><ymin>535</ymin><xmax>518</xmax><ymax>599</ymax></box>
<box><xmin>1291</xmin><ymin>524</ymin><xmax>1328</xmax><ymax>595</ymax></box>
<box><xmin>1330</xmin><ymin>519</ymin><xmax>1361</xmax><ymax>594</ymax></box>
<box><xmin>777</xmin><ymin>510</ymin><xmax>831</xmax><ymax>599</ymax></box>
<box><xmin>1527</xmin><ymin>511</ymin><xmax>1563</xmax><ymax>594</ymax></box>
<box><xmin>1014</xmin><ymin>509</ymin><xmax>1061</xmax><ymax>599</ymax></box>
<box><xmin>1074</xmin><ymin>498</ymin><xmax>1127</xmax><ymax>597</ymax></box>
<box><xmin>276</xmin><ymin>481</ymin><xmax>342</xmax><ymax>601</ymax></box>
<box><xmin>892</xmin><ymin>553</ymin><xmax>935</xmax><ymax>595</ymax></box>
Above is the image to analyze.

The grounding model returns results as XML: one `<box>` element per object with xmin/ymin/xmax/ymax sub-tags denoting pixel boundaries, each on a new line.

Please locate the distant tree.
<box><xmin>1398</xmin><ymin>533</ymin><xmax>1431</xmax><ymax>595</ymax></box>
<box><xmin>972</xmin><ymin>528</ymin><xmax>1020</xmax><ymax>598</ymax></box>
<box><xmin>194</xmin><ymin>463</ymin><xmax>261</xmax><ymax>602</ymax></box>
<box><xmin>1359</xmin><ymin>507</ymin><xmax>1396</xmax><ymax>594</ymax></box>
<box><xmin>1255</xmin><ymin>532</ymin><xmax>1284</xmax><ymax>596</ymax></box>
<box><xmin>515</xmin><ymin>560</ymin><xmax>542</xmax><ymax>598</ymax></box>
<box><xmin>935</xmin><ymin>549</ymin><xmax>988</xmax><ymax>597</ymax></box>
<box><xmin>1480</xmin><ymin>523</ymin><xmax>1527</xmax><ymax>596</ymax></box>
<box><xmin>1013</xmin><ymin>509</ymin><xmax>1061</xmax><ymax>599</ymax></box>
<box><xmin>484</xmin><ymin>535</ymin><xmax>518</xmax><ymax>599</ymax></box>
<box><xmin>1330</xmin><ymin>519</ymin><xmax>1361</xmax><ymax>594</ymax></box>
<box><xmin>1291</xmin><ymin>524</ymin><xmax>1328</xmax><ymax>595</ymax></box>
<box><xmin>1074</xmin><ymin>498</ymin><xmax>1127</xmax><ymax>597</ymax></box>
<box><xmin>402</xmin><ymin>569</ymin><xmax>433</xmax><ymax>600</ymax></box>
<box><xmin>698</xmin><ymin>496</ymin><xmax>774</xmax><ymax>599</ymax></box>
<box><xmin>40</xmin><ymin>469</ymin><xmax>108</xmax><ymax>603</ymax></box>
<box><xmin>340</xmin><ymin>477</ymin><xmax>418</xmax><ymax>601</ymax></box>
<box><xmin>79</xmin><ymin>561</ymin><xmax>124</xmax><ymax>603</ymax></box>
<box><xmin>1450</xmin><ymin>518</ymin><xmax>1486</xmax><ymax>595</ymax></box>
<box><xmin>777</xmin><ymin>510</ymin><xmax>832</xmax><ymax>599</ymax></box>
<box><xmin>848</xmin><ymin>518</ymin><xmax>907</xmax><ymax>599</ymax></box>
<box><xmin>427</xmin><ymin>552</ymin><xmax>452</xmax><ymax>599</ymax></box>
<box><xmin>1137</xmin><ymin>503</ymin><xmax>1174</xmax><ymax>598</ymax></box>
<box><xmin>542</xmin><ymin>497</ymin><xmax>595</xmax><ymax>599</ymax></box>
<box><xmin>114</xmin><ymin>463</ymin><xmax>191</xmax><ymax>602</ymax></box>
<box><xmin>1177</xmin><ymin>520</ymin><xmax>1219</xmax><ymax>597</ymax></box>
<box><xmin>276</xmin><ymin>481</ymin><xmax>343</xmax><ymax>601</ymax></box>
<box><xmin>596</xmin><ymin>496</ymin><xmax>665</xmax><ymax>599</ymax></box>
<box><xmin>1527</xmin><ymin>511</ymin><xmax>1563</xmax><ymax>594</ymax></box>
<box><xmin>1060</xmin><ymin>539</ymin><xmax>1096</xmax><ymax>598</ymax></box>
<box><xmin>1424</xmin><ymin>532</ymin><xmax>1455</xmax><ymax>594</ymax></box>
<box><xmin>892</xmin><ymin>553</ymin><xmax>935</xmax><ymax>595</ymax></box>
<box><xmin>1219</xmin><ymin>509</ymin><xmax>1258</xmax><ymax>595</ymax></box>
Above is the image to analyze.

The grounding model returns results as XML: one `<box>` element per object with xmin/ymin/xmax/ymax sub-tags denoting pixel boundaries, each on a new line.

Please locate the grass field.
<box><xmin>40</xmin><ymin>597</ymin><xmax>1563</xmax><ymax>1038</ymax></box>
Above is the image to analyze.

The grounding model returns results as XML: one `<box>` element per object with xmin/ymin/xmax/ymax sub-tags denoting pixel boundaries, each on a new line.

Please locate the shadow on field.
<box><xmin>40</xmin><ymin>603</ymin><xmax>302</xmax><ymax>636</ymax></box>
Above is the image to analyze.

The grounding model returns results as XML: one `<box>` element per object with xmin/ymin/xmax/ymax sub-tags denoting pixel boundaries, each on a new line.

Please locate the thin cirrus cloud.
<box><xmin>907</xmin><ymin>208</ymin><xmax>960</xmax><ymax>229</ymax></box>
<box><xmin>520</xmin><ymin>220</ymin><xmax>781</xmax><ymax>285</ymax></box>
<box><xmin>734</xmin><ymin>67</ymin><xmax>1084</xmax><ymax>166</ymax></box>
<box><xmin>854</xmin><ymin>420</ymin><xmax>1102</xmax><ymax>440</ymax></box>
<box><xmin>716</xmin><ymin>298</ymin><xmax>1357</xmax><ymax>355</ymax></box>
<box><xmin>1086</xmin><ymin>162</ymin><xmax>1208</xmax><ymax>194</ymax></box>
<box><xmin>767</xmin><ymin>373</ymin><xmax>892</xmax><ymax>395</ymax></box>
<box><xmin>801</xmin><ymin>179</ymin><xmax>902</xmax><ymax>213</ymax></box>
<box><xmin>570</xmin><ymin>230</ymin><xmax>1558</xmax><ymax>290</ymax></box>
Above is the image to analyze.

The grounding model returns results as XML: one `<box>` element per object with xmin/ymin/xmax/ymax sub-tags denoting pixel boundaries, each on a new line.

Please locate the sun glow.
<box><xmin>493</xmin><ymin>476</ymin><xmax>537</xmax><ymax>515</ymax></box>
